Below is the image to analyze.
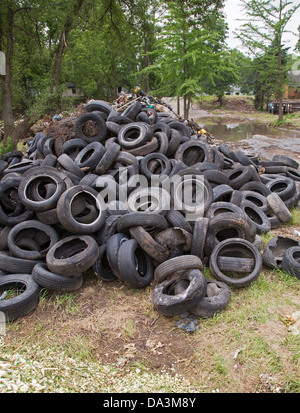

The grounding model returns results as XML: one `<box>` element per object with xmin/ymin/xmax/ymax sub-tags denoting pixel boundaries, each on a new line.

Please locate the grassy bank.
<box><xmin>197</xmin><ymin>95</ymin><xmax>300</xmax><ymax>131</ymax></box>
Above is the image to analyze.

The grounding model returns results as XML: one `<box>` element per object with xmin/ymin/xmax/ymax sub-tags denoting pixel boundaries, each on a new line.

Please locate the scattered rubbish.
<box><xmin>175</xmin><ymin>317</ymin><xmax>199</xmax><ymax>332</ymax></box>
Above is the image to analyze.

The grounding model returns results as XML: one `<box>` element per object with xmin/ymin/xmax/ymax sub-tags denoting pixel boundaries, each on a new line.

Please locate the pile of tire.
<box><xmin>0</xmin><ymin>98</ymin><xmax>299</xmax><ymax>322</ymax></box>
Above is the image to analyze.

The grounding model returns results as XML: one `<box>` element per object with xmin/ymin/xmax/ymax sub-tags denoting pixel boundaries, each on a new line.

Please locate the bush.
<box><xmin>0</xmin><ymin>137</ymin><xmax>14</xmax><ymax>157</ymax></box>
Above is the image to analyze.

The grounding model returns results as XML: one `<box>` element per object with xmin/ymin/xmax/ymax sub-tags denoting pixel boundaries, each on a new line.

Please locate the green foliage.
<box><xmin>143</xmin><ymin>0</ymin><xmax>227</xmax><ymax>118</ymax></box>
<box><xmin>235</xmin><ymin>0</ymin><xmax>300</xmax><ymax>115</ymax></box>
<box><xmin>0</xmin><ymin>137</ymin><xmax>13</xmax><ymax>157</ymax></box>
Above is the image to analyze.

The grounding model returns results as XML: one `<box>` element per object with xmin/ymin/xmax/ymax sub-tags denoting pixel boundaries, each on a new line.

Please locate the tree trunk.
<box><xmin>51</xmin><ymin>0</ymin><xmax>84</xmax><ymax>101</ymax></box>
<box><xmin>143</xmin><ymin>34</ymin><xmax>150</xmax><ymax>93</ymax></box>
<box><xmin>277</xmin><ymin>0</ymin><xmax>283</xmax><ymax>122</ymax></box>
<box><xmin>2</xmin><ymin>6</ymin><xmax>15</xmax><ymax>147</ymax></box>
<box><xmin>177</xmin><ymin>96</ymin><xmax>180</xmax><ymax>115</ymax></box>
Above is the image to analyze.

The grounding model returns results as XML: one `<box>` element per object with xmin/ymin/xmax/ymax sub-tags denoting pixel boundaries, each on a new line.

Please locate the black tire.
<box><xmin>121</xmin><ymin>101</ymin><xmax>142</xmax><ymax>120</ymax></box>
<box><xmin>62</xmin><ymin>138</ymin><xmax>87</xmax><ymax>160</ymax></box>
<box><xmin>117</xmin><ymin>239</ymin><xmax>153</xmax><ymax>288</ymax></box>
<box><xmin>175</xmin><ymin>141</ymin><xmax>213</xmax><ymax>167</ymax></box>
<box><xmin>152</xmin><ymin>269</ymin><xmax>207</xmax><ymax>317</ymax></box>
<box><xmin>18</xmin><ymin>170</ymin><xmax>67</xmax><ymax>212</ymax></box>
<box><xmin>191</xmin><ymin>217</ymin><xmax>209</xmax><ymax>259</ymax></box>
<box><xmin>281</xmin><ymin>246</ymin><xmax>300</xmax><ymax>279</ymax></box>
<box><xmin>239</xmin><ymin>181</ymin><xmax>271</xmax><ymax>197</ymax></box>
<box><xmin>165</xmin><ymin>129</ymin><xmax>181</xmax><ymax>157</ymax></box>
<box><xmin>92</xmin><ymin>244</ymin><xmax>117</xmax><ymax>282</ymax></box>
<box><xmin>57</xmin><ymin>154</ymin><xmax>85</xmax><ymax>178</ymax></box>
<box><xmin>56</xmin><ymin>185</ymin><xmax>106</xmax><ymax>235</ymax></box>
<box><xmin>46</xmin><ymin>235</ymin><xmax>99</xmax><ymax>276</ymax></box>
<box><xmin>7</xmin><ymin>220</ymin><xmax>60</xmax><ymax>260</ymax></box>
<box><xmin>0</xmin><ymin>274</ymin><xmax>41</xmax><ymax>321</ymax></box>
<box><xmin>75</xmin><ymin>112</ymin><xmax>107</xmax><ymax>143</ymax></box>
<box><xmin>262</xmin><ymin>236</ymin><xmax>300</xmax><ymax>269</ymax></box>
<box><xmin>125</xmin><ymin>136</ymin><xmax>158</xmax><ymax>156</ymax></box>
<box><xmin>150</xmin><ymin>122</ymin><xmax>171</xmax><ymax>139</ymax></box>
<box><xmin>117</xmin><ymin>123</ymin><xmax>150</xmax><ymax>149</ymax></box>
<box><xmin>209</xmin><ymin>238</ymin><xmax>262</xmax><ymax>287</ymax></box>
<box><xmin>165</xmin><ymin>210</ymin><xmax>193</xmax><ymax>233</ymax></box>
<box><xmin>0</xmin><ymin>251</ymin><xmax>43</xmax><ymax>274</ymax></box>
<box><xmin>94</xmin><ymin>143</ymin><xmax>121</xmax><ymax>175</ymax></box>
<box><xmin>117</xmin><ymin>212</ymin><xmax>168</xmax><ymax>233</ymax></box>
<box><xmin>129</xmin><ymin>226</ymin><xmax>169</xmax><ymax>263</ymax></box>
<box><xmin>205</xmin><ymin>212</ymin><xmax>253</xmax><ymax>256</ymax></box>
<box><xmin>32</xmin><ymin>262</ymin><xmax>83</xmax><ymax>291</ymax></box>
<box><xmin>241</xmin><ymin>190</ymin><xmax>270</xmax><ymax>213</ymax></box>
<box><xmin>286</xmin><ymin>168</ymin><xmax>300</xmax><ymax>182</ymax></box>
<box><xmin>235</xmin><ymin>150</ymin><xmax>257</xmax><ymax>167</ymax></box>
<box><xmin>218</xmin><ymin>143</ymin><xmax>237</xmax><ymax>161</ymax></box>
<box><xmin>189</xmin><ymin>279</ymin><xmax>231</xmax><ymax>318</ymax></box>
<box><xmin>266</xmin><ymin>176</ymin><xmax>296</xmax><ymax>201</ymax></box>
<box><xmin>74</xmin><ymin>141</ymin><xmax>105</xmax><ymax>170</ymax></box>
<box><xmin>205</xmin><ymin>201</ymin><xmax>246</xmax><ymax>220</ymax></box>
<box><xmin>84</xmin><ymin>100</ymin><xmax>112</xmax><ymax>115</ymax></box>
<box><xmin>240</xmin><ymin>200</ymin><xmax>271</xmax><ymax>234</ymax></box>
<box><xmin>168</xmin><ymin>121</ymin><xmax>191</xmax><ymax>139</ymax></box>
<box><xmin>139</xmin><ymin>152</ymin><xmax>171</xmax><ymax>181</ymax></box>
<box><xmin>127</xmin><ymin>187</ymin><xmax>170</xmax><ymax>215</ymax></box>
<box><xmin>212</xmin><ymin>184</ymin><xmax>234</xmax><ymax>203</ymax></box>
<box><xmin>266</xmin><ymin>192</ymin><xmax>292</xmax><ymax>223</ymax></box>
<box><xmin>106</xmin><ymin>121</ymin><xmax>122</xmax><ymax>136</ymax></box>
<box><xmin>106</xmin><ymin>233</ymin><xmax>130</xmax><ymax>279</ymax></box>
<box><xmin>154</xmin><ymin>255</ymin><xmax>203</xmax><ymax>284</ymax></box>
<box><xmin>171</xmin><ymin>170</ymin><xmax>213</xmax><ymax>217</ymax></box>
<box><xmin>0</xmin><ymin>176</ymin><xmax>34</xmax><ymax>226</ymax></box>
<box><xmin>224</xmin><ymin>165</ymin><xmax>253</xmax><ymax>189</ymax></box>
<box><xmin>202</xmin><ymin>169</ymin><xmax>230</xmax><ymax>186</ymax></box>
<box><xmin>272</xmin><ymin>154</ymin><xmax>299</xmax><ymax>170</ymax></box>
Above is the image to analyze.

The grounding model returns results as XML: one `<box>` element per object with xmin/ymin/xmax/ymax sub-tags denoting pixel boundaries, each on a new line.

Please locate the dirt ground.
<box><xmin>3</xmin><ymin>98</ymin><xmax>300</xmax><ymax>393</ymax></box>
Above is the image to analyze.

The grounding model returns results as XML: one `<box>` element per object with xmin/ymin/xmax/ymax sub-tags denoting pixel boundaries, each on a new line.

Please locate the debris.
<box><xmin>175</xmin><ymin>317</ymin><xmax>199</xmax><ymax>332</ymax></box>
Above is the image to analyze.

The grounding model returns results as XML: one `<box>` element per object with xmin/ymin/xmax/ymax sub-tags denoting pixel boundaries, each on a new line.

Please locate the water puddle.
<box><xmin>196</xmin><ymin>117</ymin><xmax>300</xmax><ymax>160</ymax></box>
<box><xmin>196</xmin><ymin>117</ymin><xmax>300</xmax><ymax>142</ymax></box>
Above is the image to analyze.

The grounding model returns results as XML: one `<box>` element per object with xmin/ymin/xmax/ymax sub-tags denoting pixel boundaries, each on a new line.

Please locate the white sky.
<box><xmin>224</xmin><ymin>0</ymin><xmax>300</xmax><ymax>54</ymax></box>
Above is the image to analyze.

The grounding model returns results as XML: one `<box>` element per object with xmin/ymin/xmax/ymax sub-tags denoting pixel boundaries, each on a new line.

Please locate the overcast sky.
<box><xmin>224</xmin><ymin>0</ymin><xmax>300</xmax><ymax>54</ymax></box>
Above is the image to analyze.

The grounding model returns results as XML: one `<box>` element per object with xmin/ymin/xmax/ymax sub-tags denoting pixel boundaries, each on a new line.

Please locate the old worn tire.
<box><xmin>262</xmin><ymin>236</ymin><xmax>300</xmax><ymax>269</ymax></box>
<box><xmin>189</xmin><ymin>279</ymin><xmax>231</xmax><ymax>318</ymax></box>
<box><xmin>32</xmin><ymin>262</ymin><xmax>83</xmax><ymax>291</ymax></box>
<box><xmin>0</xmin><ymin>274</ymin><xmax>41</xmax><ymax>321</ymax></box>
<box><xmin>56</xmin><ymin>185</ymin><xmax>106</xmax><ymax>234</ymax></box>
<box><xmin>117</xmin><ymin>239</ymin><xmax>153</xmax><ymax>288</ymax></box>
<box><xmin>7</xmin><ymin>220</ymin><xmax>60</xmax><ymax>260</ymax></box>
<box><xmin>75</xmin><ymin>112</ymin><xmax>107</xmax><ymax>143</ymax></box>
<box><xmin>152</xmin><ymin>269</ymin><xmax>207</xmax><ymax>317</ymax></box>
<box><xmin>209</xmin><ymin>238</ymin><xmax>262</xmax><ymax>287</ymax></box>
<box><xmin>281</xmin><ymin>246</ymin><xmax>300</xmax><ymax>279</ymax></box>
<box><xmin>154</xmin><ymin>255</ymin><xmax>203</xmax><ymax>284</ymax></box>
<box><xmin>46</xmin><ymin>235</ymin><xmax>99</xmax><ymax>276</ymax></box>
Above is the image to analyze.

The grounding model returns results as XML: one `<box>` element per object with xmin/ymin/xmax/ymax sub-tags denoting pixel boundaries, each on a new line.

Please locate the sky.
<box><xmin>224</xmin><ymin>0</ymin><xmax>300</xmax><ymax>54</ymax></box>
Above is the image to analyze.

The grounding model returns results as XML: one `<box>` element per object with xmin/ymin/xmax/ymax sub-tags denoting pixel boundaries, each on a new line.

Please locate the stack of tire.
<box><xmin>0</xmin><ymin>98</ymin><xmax>299</xmax><ymax>322</ymax></box>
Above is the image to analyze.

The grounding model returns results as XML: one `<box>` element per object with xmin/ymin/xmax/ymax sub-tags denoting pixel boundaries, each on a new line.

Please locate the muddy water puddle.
<box><xmin>196</xmin><ymin>117</ymin><xmax>300</xmax><ymax>160</ymax></box>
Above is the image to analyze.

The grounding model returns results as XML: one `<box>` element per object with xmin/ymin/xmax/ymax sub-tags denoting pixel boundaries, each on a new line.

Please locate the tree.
<box><xmin>235</xmin><ymin>0</ymin><xmax>300</xmax><ymax>121</ymax></box>
<box><xmin>0</xmin><ymin>0</ymin><xmax>87</xmax><ymax>148</ymax></box>
<box><xmin>201</xmin><ymin>50</ymin><xmax>239</xmax><ymax>105</ymax></box>
<box><xmin>144</xmin><ymin>0</ymin><xmax>226</xmax><ymax>119</ymax></box>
